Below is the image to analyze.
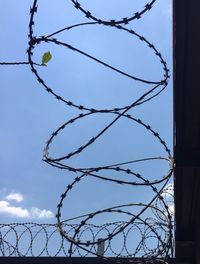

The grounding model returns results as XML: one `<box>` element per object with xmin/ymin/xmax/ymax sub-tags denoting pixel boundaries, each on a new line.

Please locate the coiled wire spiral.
<box><xmin>1</xmin><ymin>0</ymin><xmax>174</xmax><ymax>262</ymax></box>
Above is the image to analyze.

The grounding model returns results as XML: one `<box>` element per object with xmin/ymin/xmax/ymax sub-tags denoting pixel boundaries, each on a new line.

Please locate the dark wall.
<box><xmin>174</xmin><ymin>0</ymin><xmax>200</xmax><ymax>263</ymax></box>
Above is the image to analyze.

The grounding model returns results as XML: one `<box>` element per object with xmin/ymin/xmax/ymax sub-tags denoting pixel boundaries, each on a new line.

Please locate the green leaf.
<box><xmin>42</xmin><ymin>51</ymin><xmax>52</xmax><ymax>66</ymax></box>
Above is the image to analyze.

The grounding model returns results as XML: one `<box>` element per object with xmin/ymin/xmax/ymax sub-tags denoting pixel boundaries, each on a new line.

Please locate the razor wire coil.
<box><xmin>0</xmin><ymin>0</ymin><xmax>173</xmax><ymax>262</ymax></box>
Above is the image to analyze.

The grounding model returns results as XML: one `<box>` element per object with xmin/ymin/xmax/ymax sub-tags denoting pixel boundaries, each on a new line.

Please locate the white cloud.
<box><xmin>161</xmin><ymin>184</ymin><xmax>174</xmax><ymax>216</ymax></box>
<box><xmin>0</xmin><ymin>200</ymin><xmax>54</xmax><ymax>219</ymax></box>
<box><xmin>30</xmin><ymin>207</ymin><xmax>54</xmax><ymax>219</ymax></box>
<box><xmin>6</xmin><ymin>192</ymin><xmax>24</xmax><ymax>202</ymax></box>
<box><xmin>0</xmin><ymin>201</ymin><xmax>29</xmax><ymax>218</ymax></box>
<box><xmin>169</xmin><ymin>204</ymin><xmax>174</xmax><ymax>215</ymax></box>
<box><xmin>162</xmin><ymin>184</ymin><xmax>174</xmax><ymax>198</ymax></box>
<box><xmin>0</xmin><ymin>190</ymin><xmax>54</xmax><ymax>219</ymax></box>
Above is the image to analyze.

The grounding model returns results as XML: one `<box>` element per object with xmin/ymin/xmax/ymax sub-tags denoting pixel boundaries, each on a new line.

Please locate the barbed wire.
<box><xmin>0</xmin><ymin>187</ymin><xmax>173</xmax><ymax>259</ymax></box>
<box><xmin>70</xmin><ymin>0</ymin><xmax>156</xmax><ymax>25</ymax></box>
<box><xmin>0</xmin><ymin>0</ymin><xmax>173</xmax><ymax>263</ymax></box>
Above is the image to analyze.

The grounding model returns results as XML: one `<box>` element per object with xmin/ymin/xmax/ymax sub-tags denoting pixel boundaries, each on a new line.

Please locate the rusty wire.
<box><xmin>1</xmin><ymin>0</ymin><xmax>173</xmax><ymax>262</ymax></box>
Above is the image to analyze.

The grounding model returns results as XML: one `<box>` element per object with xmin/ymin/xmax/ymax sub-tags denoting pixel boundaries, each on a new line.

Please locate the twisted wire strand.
<box><xmin>0</xmin><ymin>0</ymin><xmax>173</xmax><ymax>262</ymax></box>
<box><xmin>0</xmin><ymin>61</ymin><xmax>42</xmax><ymax>66</ymax></box>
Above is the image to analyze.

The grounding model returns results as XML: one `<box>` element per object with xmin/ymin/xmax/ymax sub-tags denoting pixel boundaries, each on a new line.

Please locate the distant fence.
<box><xmin>0</xmin><ymin>184</ymin><xmax>173</xmax><ymax>258</ymax></box>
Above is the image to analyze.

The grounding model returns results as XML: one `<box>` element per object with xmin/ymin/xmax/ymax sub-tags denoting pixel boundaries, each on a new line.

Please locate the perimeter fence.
<box><xmin>0</xmin><ymin>1</ymin><xmax>174</xmax><ymax>263</ymax></box>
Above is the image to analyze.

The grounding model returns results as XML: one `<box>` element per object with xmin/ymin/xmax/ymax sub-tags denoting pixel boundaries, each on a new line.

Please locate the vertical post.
<box><xmin>97</xmin><ymin>239</ymin><xmax>105</xmax><ymax>256</ymax></box>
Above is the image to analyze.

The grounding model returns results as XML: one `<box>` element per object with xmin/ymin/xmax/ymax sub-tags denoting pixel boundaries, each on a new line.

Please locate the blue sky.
<box><xmin>0</xmin><ymin>0</ymin><xmax>172</xmax><ymax>241</ymax></box>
